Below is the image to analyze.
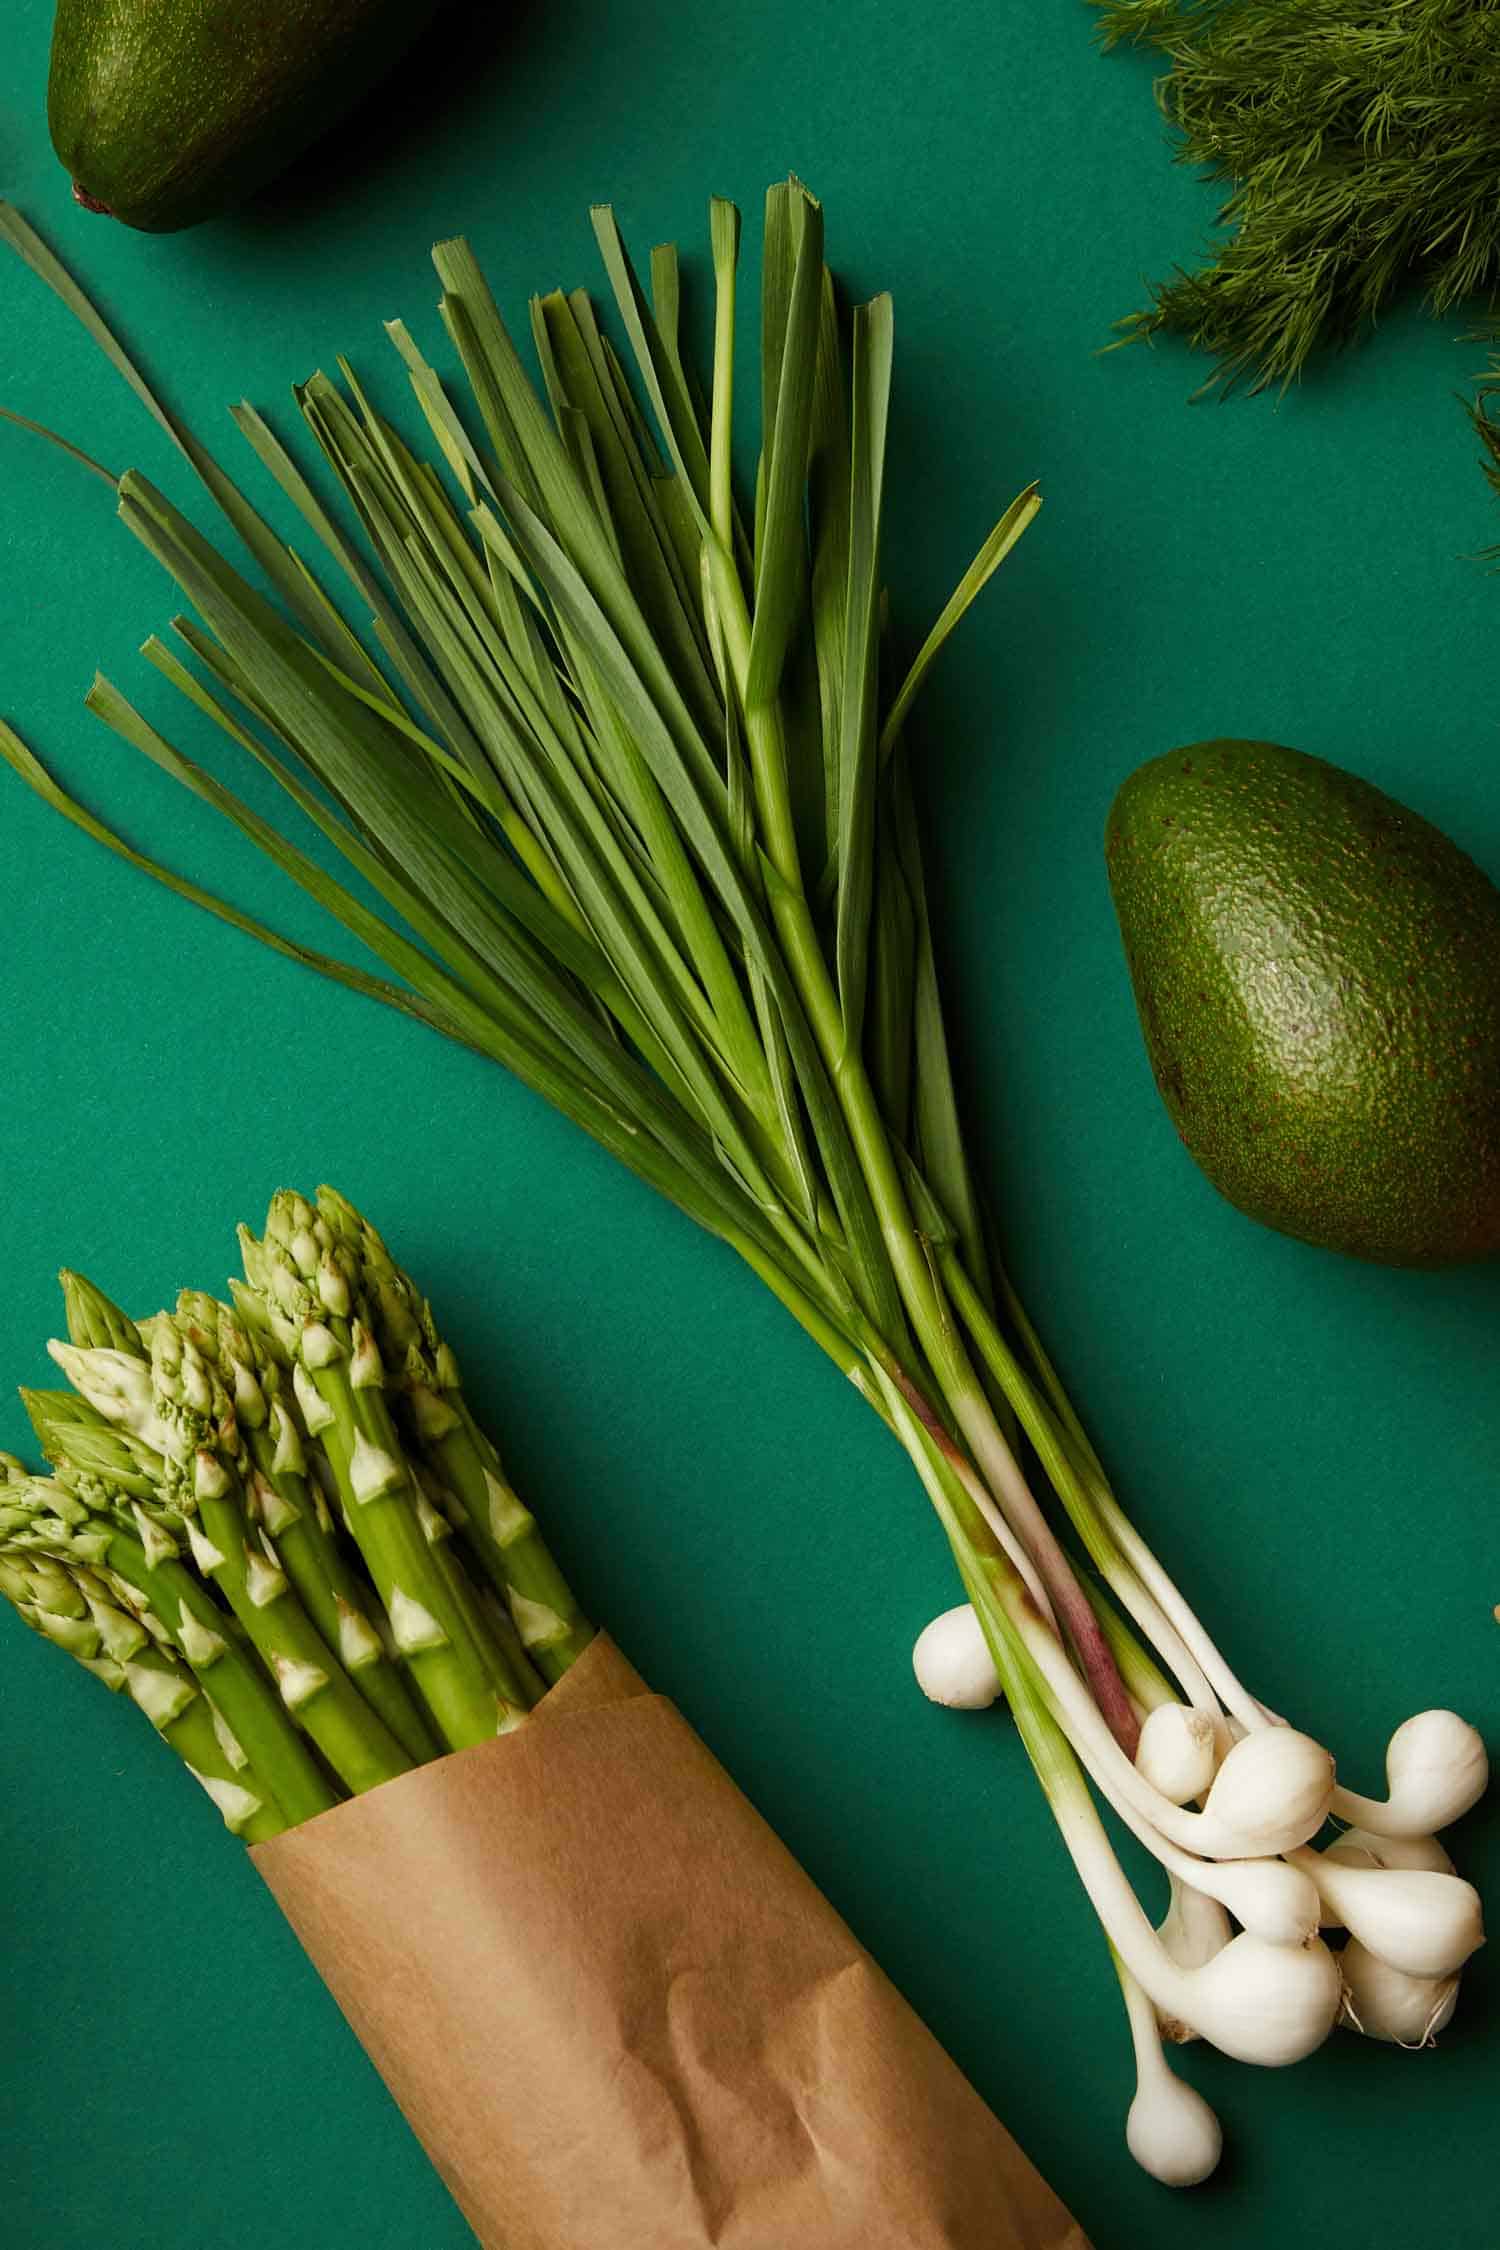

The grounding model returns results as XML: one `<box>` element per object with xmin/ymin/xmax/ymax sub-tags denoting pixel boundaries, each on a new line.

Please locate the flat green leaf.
<box><xmin>0</xmin><ymin>720</ymin><xmax>447</xmax><ymax>1033</ymax></box>
<box><xmin>708</xmin><ymin>198</ymin><xmax>741</xmax><ymax>558</ymax></box>
<box><xmin>746</xmin><ymin>184</ymin><xmax>824</xmax><ymax>710</ymax></box>
<box><xmin>482</xmin><ymin>476</ymin><xmax>905</xmax><ymax>1338</ymax></box>
<box><xmin>0</xmin><ymin>402</ymin><xmax>116</xmax><ymax>484</ymax></box>
<box><xmin>888</xmin><ymin>749</ymin><xmax>989</xmax><ymax>1302</ymax></box>
<box><xmin>589</xmin><ymin>206</ymin><xmax>712</xmax><ymax>526</ymax></box>
<box><xmin>809</xmin><ymin>267</ymin><xmax>852</xmax><ymax>875</ymax></box>
<box><xmin>144</xmin><ymin>628</ymin><xmax>621</xmax><ymax>1022</ymax></box>
<box><xmin>649</xmin><ymin>242</ymin><xmax>683</xmax><ymax>374</ymax></box>
<box><xmin>118</xmin><ymin>484</ymin><xmax>663</xmax><ymax>1116</ymax></box>
<box><xmin>833</xmin><ymin>294</ymin><xmax>894</xmax><ymax>1059</ymax></box>
<box><xmin>0</xmin><ymin>203</ymin><xmax>363</xmax><ymax>668</ymax></box>
<box><xmin>759</xmin><ymin>183</ymin><xmax>795</xmax><ymax>466</ymax></box>
<box><xmin>83</xmin><ymin>676</ymin><xmax>771</xmax><ymax>1251</ymax></box>
<box><xmin>866</xmin><ymin>797</ymin><xmax>917</xmax><ymax>1141</ymax></box>
<box><xmin>879</xmin><ymin>483</ymin><xmax>1042</xmax><ymax>763</ymax></box>
<box><xmin>531</xmin><ymin>289</ymin><xmax>719</xmax><ymax>738</ymax></box>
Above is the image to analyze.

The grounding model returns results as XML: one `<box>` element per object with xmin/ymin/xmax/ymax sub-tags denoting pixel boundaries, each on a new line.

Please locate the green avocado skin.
<box><xmin>1105</xmin><ymin>739</ymin><xmax>1500</xmax><ymax>1266</ymax></box>
<box><xmin>48</xmin><ymin>0</ymin><xmax>442</xmax><ymax>232</ymax></box>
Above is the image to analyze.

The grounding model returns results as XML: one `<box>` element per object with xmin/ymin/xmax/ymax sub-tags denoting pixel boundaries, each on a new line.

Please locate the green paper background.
<box><xmin>1</xmin><ymin>3</ymin><xmax>1495</xmax><ymax>2244</ymax></box>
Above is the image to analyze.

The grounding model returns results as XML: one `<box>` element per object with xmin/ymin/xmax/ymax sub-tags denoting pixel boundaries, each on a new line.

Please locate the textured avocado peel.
<box><xmin>1106</xmin><ymin>738</ymin><xmax>1500</xmax><ymax>1267</ymax></box>
<box><xmin>48</xmin><ymin>0</ymin><xmax>440</xmax><ymax>233</ymax></box>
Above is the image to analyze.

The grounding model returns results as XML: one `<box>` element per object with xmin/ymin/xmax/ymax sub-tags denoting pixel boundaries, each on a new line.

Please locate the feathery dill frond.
<box><xmin>1095</xmin><ymin>0</ymin><xmax>1500</xmax><ymax>393</ymax></box>
<box><xmin>1468</xmin><ymin>349</ymin><xmax>1500</xmax><ymax>541</ymax></box>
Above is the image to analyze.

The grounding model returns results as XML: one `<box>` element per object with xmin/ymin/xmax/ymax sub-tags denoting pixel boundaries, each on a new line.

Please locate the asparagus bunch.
<box><xmin>0</xmin><ymin>1188</ymin><xmax>592</xmax><ymax>1839</ymax></box>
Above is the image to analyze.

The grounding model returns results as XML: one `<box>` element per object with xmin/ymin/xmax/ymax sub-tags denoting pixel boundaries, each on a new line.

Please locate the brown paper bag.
<box><xmin>254</xmin><ymin>1635</ymin><xmax>1089</xmax><ymax>2250</ymax></box>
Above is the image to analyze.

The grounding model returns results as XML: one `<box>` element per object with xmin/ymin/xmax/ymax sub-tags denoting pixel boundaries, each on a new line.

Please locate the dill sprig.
<box><xmin>1472</xmin><ymin>352</ymin><xmax>1500</xmax><ymax>508</ymax></box>
<box><xmin>1096</xmin><ymin>0</ymin><xmax>1500</xmax><ymax>393</ymax></box>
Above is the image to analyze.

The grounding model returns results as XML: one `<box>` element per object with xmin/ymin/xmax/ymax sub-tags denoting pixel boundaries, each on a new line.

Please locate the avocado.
<box><xmin>48</xmin><ymin>0</ymin><xmax>440</xmax><ymax>232</ymax></box>
<box><xmin>1105</xmin><ymin>739</ymin><xmax>1500</xmax><ymax>1266</ymax></box>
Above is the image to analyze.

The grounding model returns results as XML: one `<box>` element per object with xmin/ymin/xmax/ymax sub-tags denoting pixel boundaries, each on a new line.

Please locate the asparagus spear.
<box><xmin>49</xmin><ymin>1274</ymin><xmax>427</xmax><ymax>1793</ymax></box>
<box><xmin>101</xmin><ymin>1318</ymin><xmax>419</xmax><ymax>1797</ymax></box>
<box><xmin>315</xmin><ymin>1187</ymin><xmax>593</xmax><ymax>1682</ymax></box>
<box><xmin>22</xmin><ymin>1384</ymin><xmax>163</xmax><ymax>1498</ymax></box>
<box><xmin>412</xmin><ymin>1458</ymin><xmax>545</xmax><ymax>1705</ymax></box>
<box><xmin>81</xmin><ymin>1556</ymin><xmax>286</xmax><ymax>1840</ymax></box>
<box><xmin>239</xmin><ymin>1202</ymin><xmax>525</xmax><ymax>1744</ymax></box>
<box><xmin>1</xmin><ymin>1539</ymin><xmax>284</xmax><ymax>1839</ymax></box>
<box><xmin>1</xmin><ymin>1548</ymin><xmax>125</xmax><ymax>1688</ymax></box>
<box><xmin>407</xmin><ymin>1456</ymin><xmax>546</xmax><ymax>1711</ymax></box>
<box><xmin>59</xmin><ymin>1268</ymin><xmax>150</xmax><ymax>1356</ymax></box>
<box><xmin>0</xmin><ymin>1467</ymin><xmax>335</xmax><ymax>1825</ymax></box>
<box><xmin>172</xmin><ymin>1292</ymin><xmax>440</xmax><ymax>1763</ymax></box>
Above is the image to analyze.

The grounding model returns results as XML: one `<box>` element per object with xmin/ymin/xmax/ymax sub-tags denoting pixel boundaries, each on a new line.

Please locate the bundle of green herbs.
<box><xmin>0</xmin><ymin>184</ymin><xmax>1486</xmax><ymax>2182</ymax></box>
<box><xmin>1094</xmin><ymin>0</ymin><xmax>1500</xmax><ymax>393</ymax></box>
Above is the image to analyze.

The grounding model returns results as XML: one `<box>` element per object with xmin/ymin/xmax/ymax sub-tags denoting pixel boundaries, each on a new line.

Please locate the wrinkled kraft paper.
<box><xmin>254</xmin><ymin>1635</ymin><xmax>1089</xmax><ymax>2250</ymax></box>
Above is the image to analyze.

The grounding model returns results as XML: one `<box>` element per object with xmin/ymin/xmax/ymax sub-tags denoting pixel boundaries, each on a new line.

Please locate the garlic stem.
<box><xmin>1045</xmin><ymin>1730</ymin><xmax>1340</xmax><ymax>2064</ymax></box>
<box><xmin>946</xmin><ymin>1378</ymin><xmax>1136</xmax><ymax>1749</ymax></box>
<box><xmin>1067</xmin><ymin>1707</ymin><xmax>1321</xmax><ymax>1943</ymax></box>
<box><xmin>943</xmin><ymin>1447</ymin><xmax>1059</xmax><ymax>1633</ymax></box>
<box><xmin>882</xmin><ymin>1377</ymin><xmax>1342</xmax><ymax>2064</ymax></box>
<box><xmin>1157</xmin><ymin>1877</ymin><xmax>1231</xmax><ymax>2040</ymax></box>
<box><xmin>1013</xmin><ymin>1602</ymin><xmax>1330</xmax><ymax>1861</ymax></box>
<box><xmin>1085</xmin><ymin>1475</ymin><xmax>1272</xmax><ymax>1732</ymax></box>
<box><xmin>1329</xmin><ymin>1711</ymin><xmax>1488</xmax><ymax>1840</ymax></box>
<box><xmin>1115</xmin><ymin>1953</ymin><xmax>1222</xmax><ymax>2186</ymax></box>
<box><xmin>937</xmin><ymin>1251</ymin><xmax>1225</xmax><ymax>1718</ymax></box>
<box><xmin>1093</xmin><ymin>1558</ymin><xmax>1226</xmax><ymax>1726</ymax></box>
<box><xmin>953</xmin><ymin>1540</ymin><xmax>1341</xmax><ymax>2068</ymax></box>
<box><xmin>1159</xmin><ymin>1875</ymin><xmax>1231</xmax><ymax>1971</ymax></box>
<box><xmin>1324</xmin><ymin>1829</ymin><xmax>1455</xmax><ymax>1877</ymax></box>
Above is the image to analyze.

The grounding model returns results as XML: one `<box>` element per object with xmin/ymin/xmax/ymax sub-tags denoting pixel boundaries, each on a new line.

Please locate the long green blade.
<box><xmin>833</xmin><ymin>294</ymin><xmax>894</xmax><ymax>1059</ymax></box>
<box><xmin>879</xmin><ymin>484</ymin><xmax>1042</xmax><ymax>763</ymax></box>
<box><xmin>0</xmin><ymin>720</ymin><xmax>449</xmax><ymax>1034</ymax></box>
<box><xmin>746</xmin><ymin>184</ymin><xmax>824</xmax><ymax>709</ymax></box>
